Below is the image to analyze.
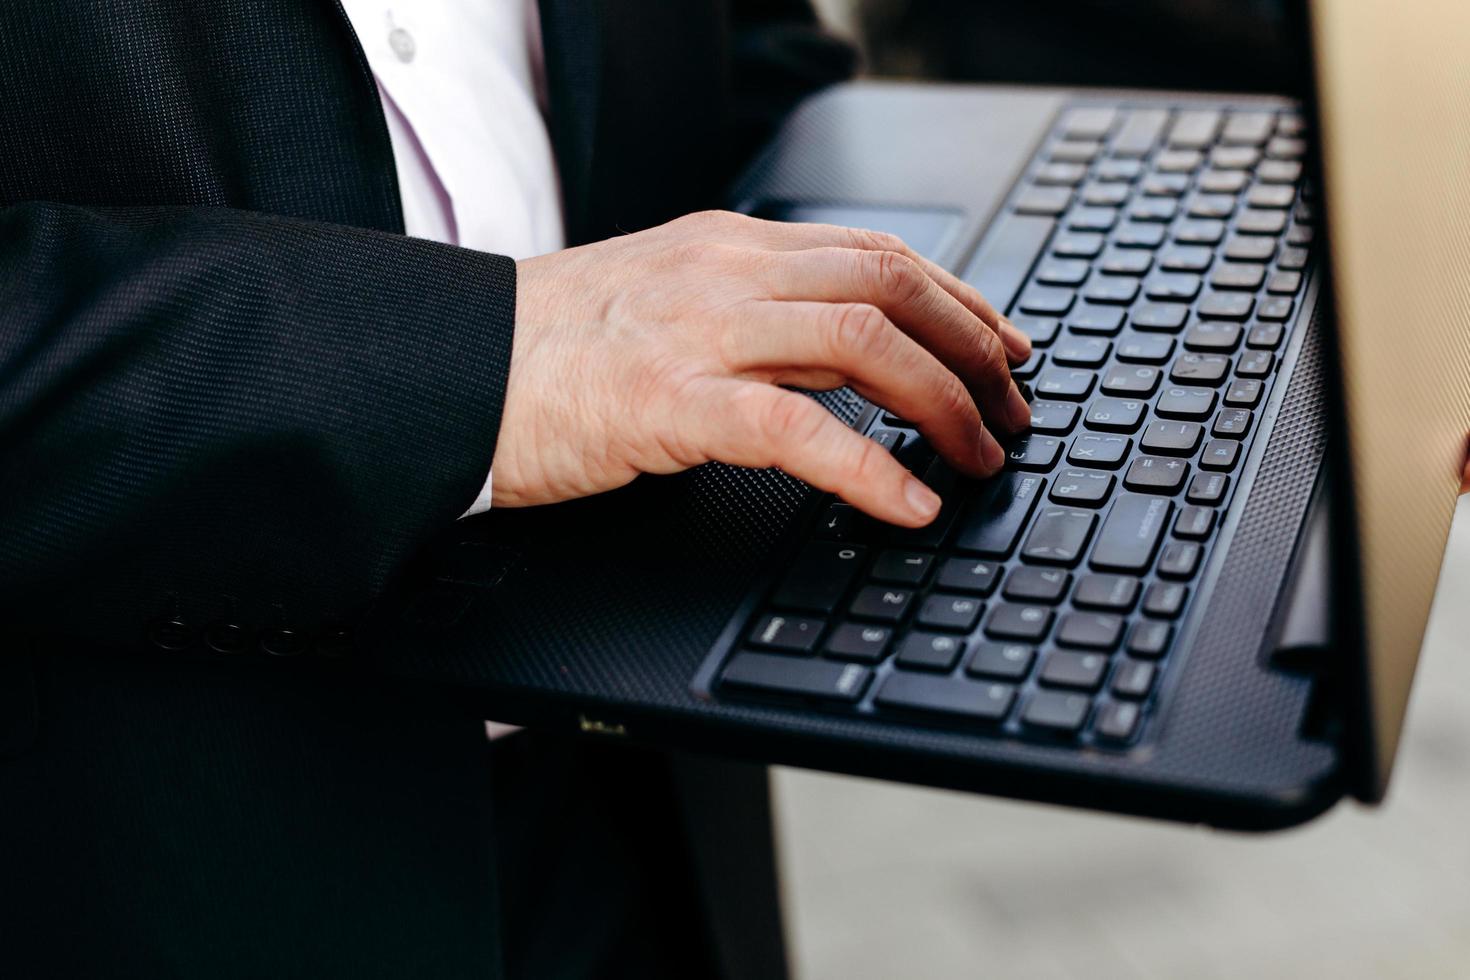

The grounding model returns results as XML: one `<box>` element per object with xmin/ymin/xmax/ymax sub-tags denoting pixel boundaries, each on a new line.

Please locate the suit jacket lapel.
<box><xmin>537</xmin><ymin>0</ymin><xmax>604</xmax><ymax>245</ymax></box>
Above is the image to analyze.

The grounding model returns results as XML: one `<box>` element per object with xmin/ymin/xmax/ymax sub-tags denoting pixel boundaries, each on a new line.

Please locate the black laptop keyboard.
<box><xmin>713</xmin><ymin>104</ymin><xmax>1314</xmax><ymax>747</ymax></box>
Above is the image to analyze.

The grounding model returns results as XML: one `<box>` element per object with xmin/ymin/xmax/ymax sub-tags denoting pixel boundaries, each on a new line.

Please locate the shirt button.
<box><xmin>389</xmin><ymin>27</ymin><xmax>415</xmax><ymax>63</ymax></box>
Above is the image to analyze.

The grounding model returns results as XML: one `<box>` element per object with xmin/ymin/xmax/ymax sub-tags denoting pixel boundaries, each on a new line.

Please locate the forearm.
<box><xmin>0</xmin><ymin>202</ymin><xmax>514</xmax><ymax>651</ymax></box>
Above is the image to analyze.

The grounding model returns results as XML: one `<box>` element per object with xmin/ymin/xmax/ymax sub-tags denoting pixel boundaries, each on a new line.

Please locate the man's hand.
<box><xmin>491</xmin><ymin>210</ymin><xmax>1033</xmax><ymax>527</ymax></box>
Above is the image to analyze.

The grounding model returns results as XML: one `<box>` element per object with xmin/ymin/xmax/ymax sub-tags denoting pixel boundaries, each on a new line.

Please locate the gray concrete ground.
<box><xmin>774</xmin><ymin>499</ymin><xmax>1470</xmax><ymax>980</ymax></box>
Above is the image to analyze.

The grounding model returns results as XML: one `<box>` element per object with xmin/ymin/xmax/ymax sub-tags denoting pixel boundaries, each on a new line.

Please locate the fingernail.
<box><xmin>1006</xmin><ymin>383</ymin><xmax>1032</xmax><ymax>431</ymax></box>
<box><xmin>904</xmin><ymin>477</ymin><xmax>942</xmax><ymax>522</ymax></box>
<box><xmin>979</xmin><ymin>425</ymin><xmax>1006</xmax><ymax>472</ymax></box>
<box><xmin>1000</xmin><ymin>317</ymin><xmax>1032</xmax><ymax>360</ymax></box>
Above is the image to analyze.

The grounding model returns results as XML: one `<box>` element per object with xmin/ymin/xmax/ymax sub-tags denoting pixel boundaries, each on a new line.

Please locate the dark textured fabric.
<box><xmin>0</xmin><ymin>0</ymin><xmax>853</xmax><ymax>975</ymax></box>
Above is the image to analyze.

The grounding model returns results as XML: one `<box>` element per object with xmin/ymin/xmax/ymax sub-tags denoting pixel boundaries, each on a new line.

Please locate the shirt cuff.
<box><xmin>460</xmin><ymin>465</ymin><xmax>494</xmax><ymax>518</ymax></box>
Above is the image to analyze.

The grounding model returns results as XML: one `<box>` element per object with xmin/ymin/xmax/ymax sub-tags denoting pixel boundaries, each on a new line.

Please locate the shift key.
<box><xmin>1091</xmin><ymin>494</ymin><xmax>1174</xmax><ymax>574</ymax></box>
<box><xmin>954</xmin><ymin>473</ymin><xmax>1047</xmax><ymax>557</ymax></box>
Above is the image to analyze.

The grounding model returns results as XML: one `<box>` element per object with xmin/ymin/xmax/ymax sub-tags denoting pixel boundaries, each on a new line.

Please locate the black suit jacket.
<box><xmin>0</xmin><ymin>0</ymin><xmax>855</xmax><ymax>655</ymax></box>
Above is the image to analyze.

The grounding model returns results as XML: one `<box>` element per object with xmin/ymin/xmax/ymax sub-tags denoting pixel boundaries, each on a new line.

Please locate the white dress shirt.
<box><xmin>341</xmin><ymin>0</ymin><xmax>566</xmax><ymax>516</ymax></box>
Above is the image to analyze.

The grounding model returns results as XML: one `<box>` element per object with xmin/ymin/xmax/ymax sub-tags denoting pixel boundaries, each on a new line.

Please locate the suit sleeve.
<box><xmin>727</xmin><ymin>0</ymin><xmax>861</xmax><ymax>168</ymax></box>
<box><xmin>0</xmin><ymin>202</ymin><xmax>515</xmax><ymax>653</ymax></box>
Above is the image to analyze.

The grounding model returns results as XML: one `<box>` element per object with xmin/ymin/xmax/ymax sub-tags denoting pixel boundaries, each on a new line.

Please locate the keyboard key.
<box><xmin>824</xmin><ymin>623</ymin><xmax>892</xmax><ymax>663</ymax></box>
<box><xmin>985</xmin><ymin>603</ymin><xmax>1055</xmax><ymax>642</ymax></box>
<box><xmin>1011</xmin><ymin>350</ymin><xmax>1044</xmax><ymax>380</ymax></box>
<box><xmin>1130</xmin><ymin>197</ymin><xmax>1178</xmax><ymax>223</ymax></box>
<box><xmin>1145</xmin><ymin>273</ymin><xmax>1202</xmax><ymax>302</ymax></box>
<box><xmin>1040</xmin><ymin>650</ymin><xmax>1110</xmax><ymax>690</ymax></box>
<box><xmin>1173</xmin><ymin>219</ymin><xmax>1225</xmax><ymax>245</ymax></box>
<box><xmin>1257</xmin><ymin>159</ymin><xmax>1303</xmax><ymax>183</ymax></box>
<box><xmin>1197</xmin><ymin>291</ymin><xmax>1255</xmax><ymax>320</ymax></box>
<box><xmin>1258</xmin><ymin>296</ymin><xmax>1294</xmax><ymax>321</ymax></box>
<box><xmin>1123</xmin><ymin>456</ymin><xmax>1190</xmax><ymax>494</ymax></box>
<box><xmin>1068</xmin><ymin>207</ymin><xmax>1118</xmax><ymax>232</ymax></box>
<box><xmin>955</xmin><ymin>473</ymin><xmax>1047</xmax><ymax>557</ymax></box>
<box><xmin>1140</xmin><ymin>420</ymin><xmax>1203</xmax><ymax>456</ymax></box>
<box><xmin>1007</xmin><ymin>435</ymin><xmax>1064</xmax><ymax>471</ymax></box>
<box><xmin>1052</xmin><ymin>336</ymin><xmax>1112</xmax><ymax>368</ymax></box>
<box><xmin>1143</xmin><ymin>581</ymin><xmax>1189</xmax><ymax>618</ymax></box>
<box><xmin>773</xmin><ymin>542</ymin><xmax>866</xmax><ymax>613</ymax></box>
<box><xmin>1221</xmin><ymin>110</ymin><xmax>1274</xmax><ymax>146</ymax></box>
<box><xmin>1004</xmin><ymin>566</ymin><xmax>1072</xmax><ymax>604</ymax></box>
<box><xmin>1198</xmin><ymin>169</ymin><xmax>1250</xmax><ymax>194</ymax></box>
<box><xmin>1142</xmin><ymin>173</ymin><xmax>1190</xmax><ymax>197</ymax></box>
<box><xmin>1035</xmin><ymin>258</ymin><xmax>1091</xmax><ymax>286</ymax></box>
<box><xmin>874</xmin><ymin>673</ymin><xmax>1015</xmax><ymax>722</ymax></box>
<box><xmin>1116</xmin><ymin>334</ymin><xmax>1176</xmax><ymax>364</ymax></box>
<box><xmin>1267</xmin><ymin>271</ymin><xmax>1303</xmax><ymax>295</ymax></box>
<box><xmin>1083</xmin><ymin>276</ymin><xmax>1141</xmax><ymax>305</ymax></box>
<box><xmin>1085</xmin><ymin>397</ymin><xmax>1147</xmax><ymax>433</ymax></box>
<box><xmin>748</xmin><ymin>613</ymin><xmax>824</xmax><ymax>653</ymax></box>
<box><xmin>1156</xmin><ymin>386</ymin><xmax>1218</xmax><ymax>420</ymax></box>
<box><xmin>1111</xmin><ymin>659</ymin><xmax>1157</xmax><ymax>699</ymax></box>
<box><xmin>1224</xmin><ymin>235</ymin><xmax>1276</xmax><ymax>262</ymax></box>
<box><xmin>1053</xmin><ymin>231</ymin><xmax>1105</xmax><ymax>258</ymax></box>
<box><xmin>1015</xmin><ymin>185</ymin><xmax>1072</xmax><ymax>216</ymax></box>
<box><xmin>1068</xmin><ymin>434</ymin><xmax>1132</xmax><ymax>469</ymax></box>
<box><xmin>1115</xmin><ymin>221</ymin><xmax>1166</xmax><ymax>248</ymax></box>
<box><xmin>916</xmin><ymin>594</ymin><xmax>985</xmax><ymax>632</ymax></box>
<box><xmin>1082</xmin><ymin>182</ymin><xmax>1130</xmax><ymax>207</ymax></box>
<box><xmin>1187</xmin><ymin>194</ymin><xmax>1235</xmax><ymax>219</ymax></box>
<box><xmin>1174</xmin><ymin>505</ymin><xmax>1216</xmax><ymax>540</ymax></box>
<box><xmin>1049</xmin><ymin>468</ymin><xmax>1116</xmax><ymax>507</ymax></box>
<box><xmin>1056</xmin><ymin>612</ymin><xmax>1124</xmax><ymax>651</ymax></box>
<box><xmin>1209</xmin><ymin>145</ymin><xmax>1260</xmax><ymax>170</ymax></box>
<box><xmin>815</xmin><ymin>502</ymin><xmax>862</xmax><ymax>541</ymax></box>
<box><xmin>1035</xmin><ymin>161</ymin><xmax>1088</xmax><ymax>186</ymax></box>
<box><xmin>1097</xmin><ymin>157</ymin><xmax>1145</xmax><ymax>181</ymax></box>
<box><xmin>1170</xmin><ymin>353</ymin><xmax>1231</xmax><ymax>386</ymax></box>
<box><xmin>1034</xmin><ymin>368</ymin><xmax>1097</xmax><ymax>401</ymax></box>
<box><xmin>1158</xmin><ymin>540</ymin><xmax>1202</xmax><ymax>579</ymax></box>
<box><xmin>935</xmin><ymin>557</ymin><xmax>1000</xmax><ymax>595</ymax></box>
<box><xmin>896</xmin><ymin>631</ymin><xmax>966</xmax><ymax>671</ymax></box>
<box><xmin>1247</xmin><ymin>184</ymin><xmax>1296</xmax><ymax>209</ymax></box>
<box><xmin>1212</xmin><ymin>408</ymin><xmax>1253</xmax><ymax>439</ymax></box>
<box><xmin>723</xmin><ymin>652</ymin><xmax>871</xmax><ymax>703</ymax></box>
<box><xmin>1187</xmin><ymin>472</ymin><xmax>1230</xmax><ymax>506</ymax></box>
<box><xmin>1183</xmin><ymin>321</ymin><xmax>1243</xmax><ymax>352</ymax></box>
<box><xmin>1066</xmin><ymin>303</ymin><xmax>1127</xmax><ymax>335</ymax></box>
<box><xmin>1095</xmin><ymin>699</ymin><xmax>1143</xmax><ymax>740</ymax></box>
<box><xmin>1074</xmin><ymin>574</ymin><xmax>1140</xmax><ymax>611</ymax></box>
<box><xmin>1021</xmin><ymin>690</ymin><xmax>1092</xmax><ymax>733</ymax></box>
<box><xmin>849</xmin><ymin>585</ymin><xmax>913</xmax><ymax>623</ymax></box>
<box><xmin>1011</xmin><ymin>315</ymin><xmax>1061</xmax><ymax>346</ymax></box>
<box><xmin>1101</xmin><ymin>365</ymin><xmax>1161</xmax><ymax>397</ymax></box>
<box><xmin>1021</xmin><ymin>506</ymin><xmax>1097</xmax><ymax>566</ymax></box>
<box><xmin>1246</xmin><ymin>322</ymin><xmax>1284</xmax><ymax>349</ymax></box>
<box><xmin>1166</xmin><ymin>109</ymin><xmax>1221</xmax><ymax>149</ymax></box>
<box><xmin>1237</xmin><ymin>350</ymin><xmax>1275</xmax><ymax>377</ymax></box>
<box><xmin>1126</xmin><ymin>620</ymin><xmax>1172</xmax><ymax>658</ymax></box>
<box><xmin>1091</xmin><ymin>494</ymin><xmax>1173</xmax><ymax>573</ymax></box>
<box><xmin>1158</xmin><ymin>245</ymin><xmax>1213</xmax><ymax>272</ymax></box>
<box><xmin>1225</xmin><ymin>378</ymin><xmax>1264</xmax><ymax>408</ymax></box>
<box><xmin>1098</xmin><ymin>248</ymin><xmax>1153</xmax><ymax>276</ymax></box>
<box><xmin>1051</xmin><ymin>139</ymin><xmax>1104</xmax><ymax>163</ymax></box>
<box><xmin>1017</xmin><ymin>285</ymin><xmax>1076</xmax><ymax>315</ymax></box>
<box><xmin>1266</xmin><ymin>135</ymin><xmax>1306</xmax><ymax>160</ymax></box>
<box><xmin>1210</xmin><ymin>262</ymin><xmax>1267</xmax><ymax>291</ymax></box>
<box><xmin>966</xmin><ymin>641</ymin><xmax>1036</xmax><ymax>680</ymax></box>
<box><xmin>871</xmin><ymin>549</ymin><xmax>934</xmax><ymax>585</ymax></box>
<box><xmin>1029</xmin><ymin>399</ymin><xmax>1081</xmax><ymax>434</ymax></box>
<box><xmin>1111</xmin><ymin>108</ymin><xmax>1167</xmax><ymax>157</ymax></box>
<box><xmin>1156</xmin><ymin>149</ymin><xmax>1203</xmax><ymax>172</ymax></box>
<box><xmin>1131</xmin><ymin>302</ymin><xmax>1189</xmax><ymax>332</ymax></box>
<box><xmin>1237</xmin><ymin>208</ymin><xmax>1288</xmax><ymax>235</ymax></box>
<box><xmin>1200</xmin><ymin>438</ymin><xmax>1240</xmax><ymax>471</ymax></box>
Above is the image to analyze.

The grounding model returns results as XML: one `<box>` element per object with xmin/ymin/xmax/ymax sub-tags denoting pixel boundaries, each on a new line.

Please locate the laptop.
<box><xmin>377</xmin><ymin>0</ymin><xmax>1470</xmax><ymax>829</ymax></box>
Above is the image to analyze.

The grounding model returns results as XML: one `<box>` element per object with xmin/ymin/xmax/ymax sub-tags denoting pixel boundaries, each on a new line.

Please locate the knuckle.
<box><xmin>827</xmin><ymin>303</ymin><xmax>890</xmax><ymax>362</ymax></box>
<box><xmin>934</xmin><ymin>375</ymin><xmax>976</xmax><ymax>423</ymax></box>
<box><xmin>851</xmin><ymin>227</ymin><xmax>907</xmax><ymax>256</ymax></box>
<box><xmin>849</xmin><ymin>436</ymin><xmax>892</xmax><ymax>486</ymax></box>
<box><xmin>758</xmin><ymin>392</ymin><xmax>821</xmax><ymax>452</ymax></box>
<box><xmin>871</xmin><ymin>249</ymin><xmax>925</xmax><ymax>304</ymax></box>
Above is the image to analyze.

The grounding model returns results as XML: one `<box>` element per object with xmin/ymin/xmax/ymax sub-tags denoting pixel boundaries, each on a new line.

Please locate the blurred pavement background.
<box><xmin>776</xmin><ymin>5</ymin><xmax>1469</xmax><ymax>978</ymax></box>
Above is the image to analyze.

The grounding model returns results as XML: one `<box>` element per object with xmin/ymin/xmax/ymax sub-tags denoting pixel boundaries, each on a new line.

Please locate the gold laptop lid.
<box><xmin>1311</xmin><ymin>0</ymin><xmax>1470</xmax><ymax>796</ymax></box>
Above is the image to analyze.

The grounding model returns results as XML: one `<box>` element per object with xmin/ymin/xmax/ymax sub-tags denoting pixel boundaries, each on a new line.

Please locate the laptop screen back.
<box><xmin>1310</xmin><ymin>0</ymin><xmax>1470</xmax><ymax>797</ymax></box>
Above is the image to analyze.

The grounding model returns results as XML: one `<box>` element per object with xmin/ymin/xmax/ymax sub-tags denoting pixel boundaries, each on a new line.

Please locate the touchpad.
<box><xmin>749</xmin><ymin>202</ymin><xmax>962</xmax><ymax>262</ymax></box>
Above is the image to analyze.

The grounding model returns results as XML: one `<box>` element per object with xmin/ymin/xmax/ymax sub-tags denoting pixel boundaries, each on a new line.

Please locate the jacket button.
<box><xmin>147</xmin><ymin>616</ymin><xmax>194</xmax><ymax>651</ymax></box>
<box><xmin>260</xmin><ymin>628</ymin><xmax>308</xmax><ymax>657</ymax></box>
<box><xmin>205</xmin><ymin>622</ymin><xmax>250</xmax><ymax>655</ymax></box>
